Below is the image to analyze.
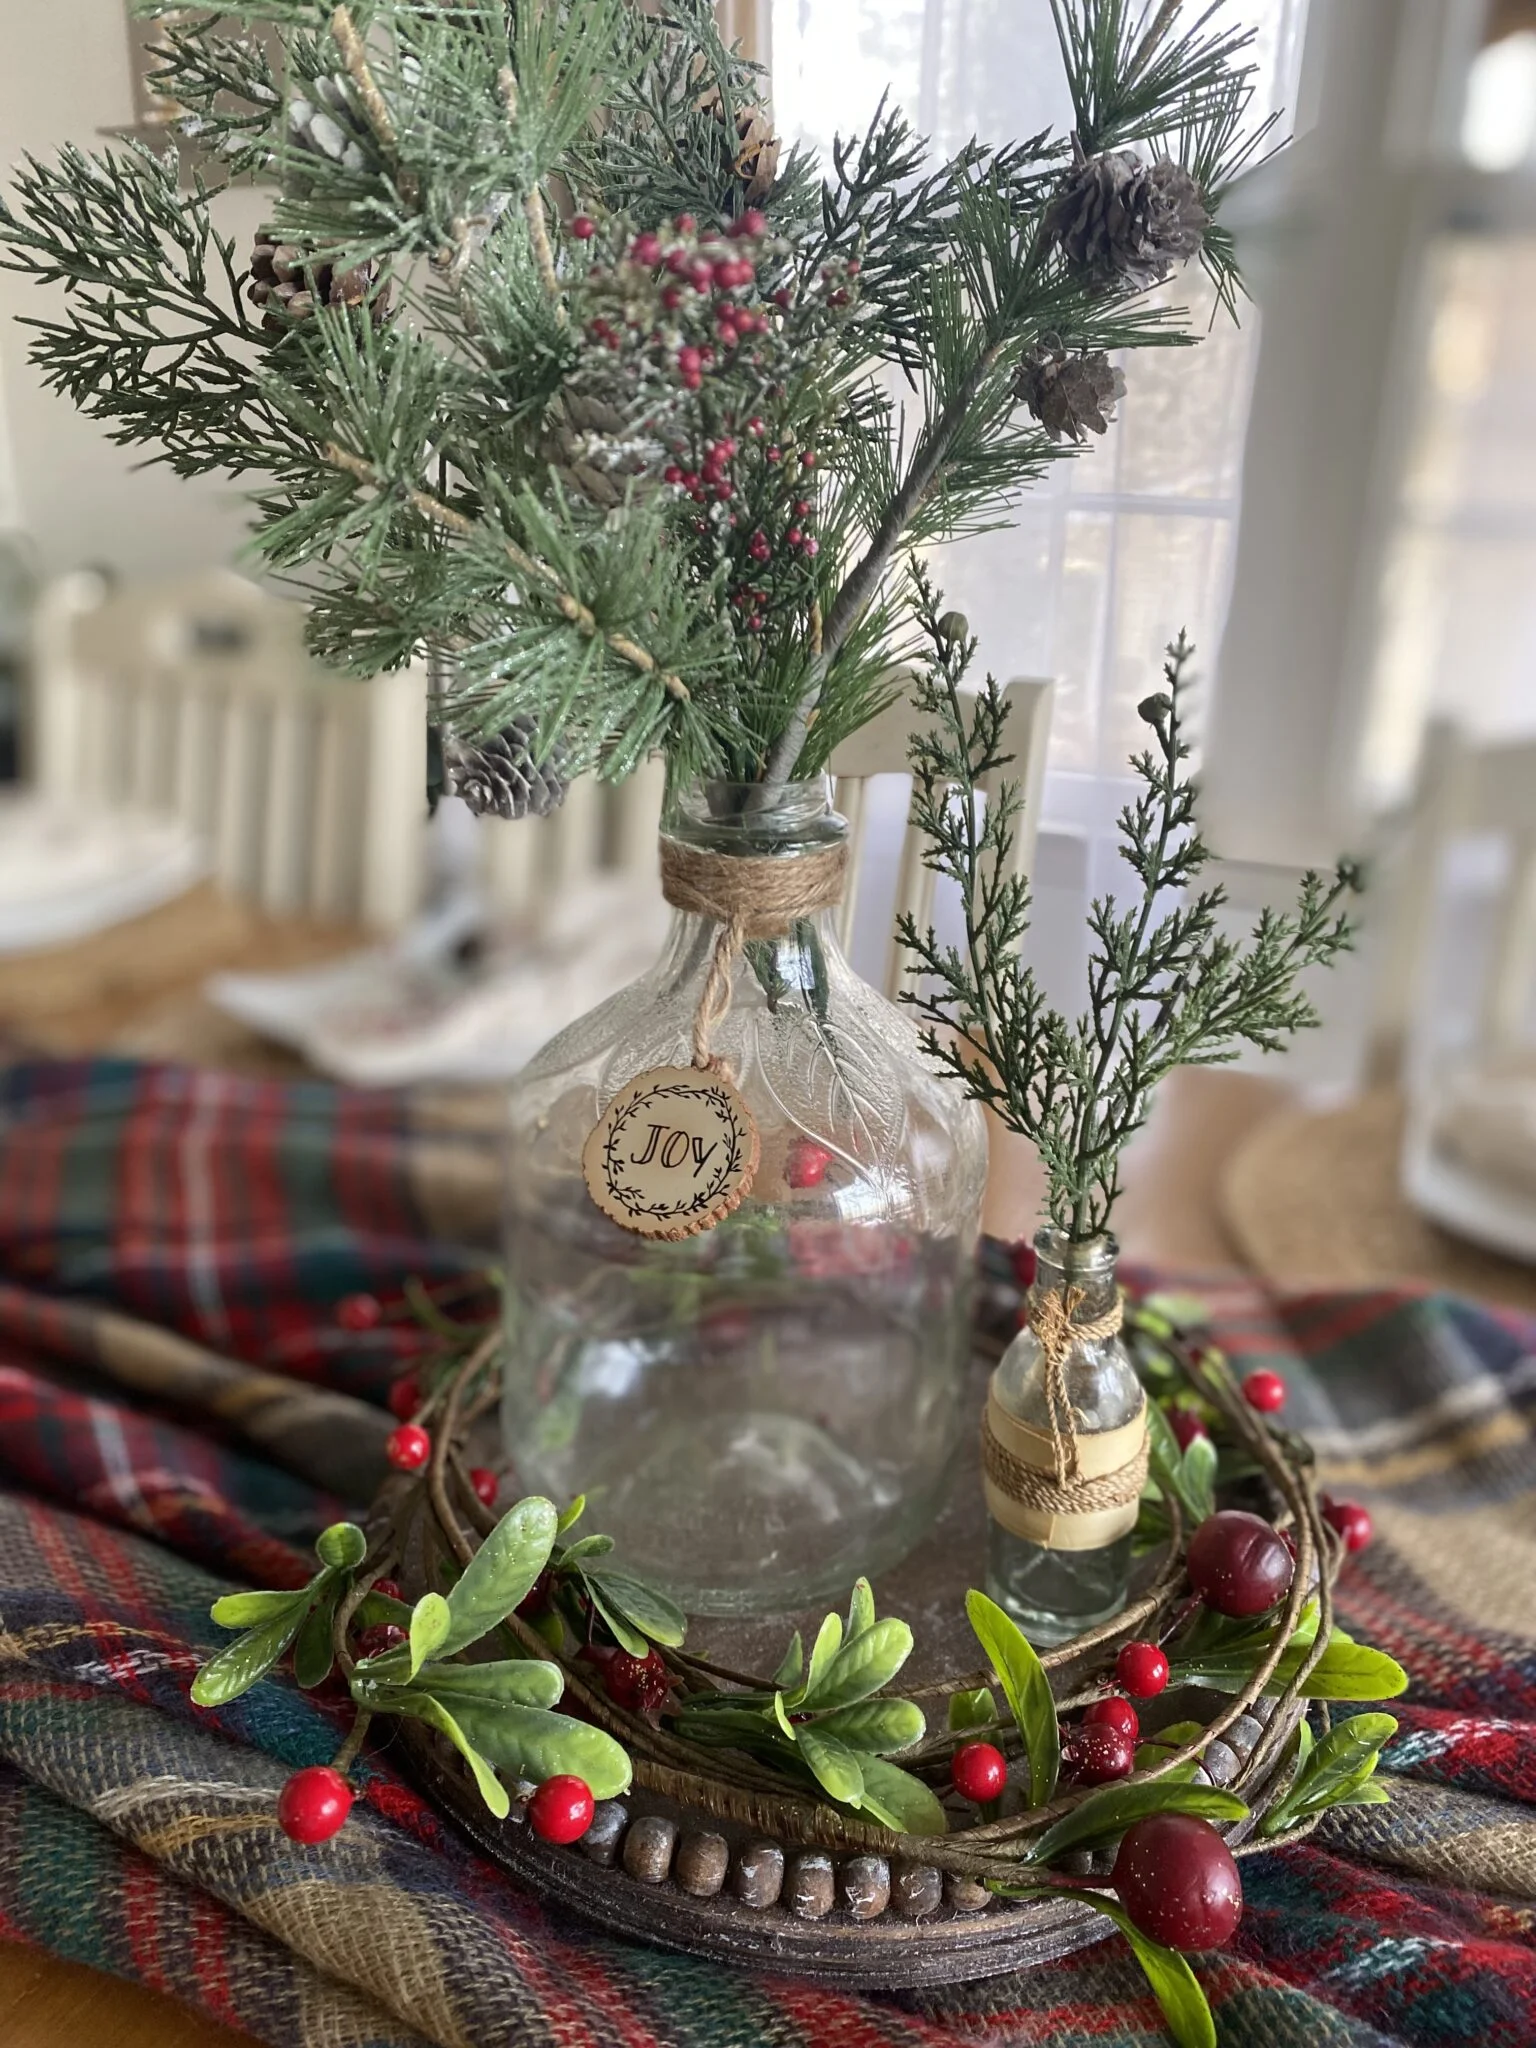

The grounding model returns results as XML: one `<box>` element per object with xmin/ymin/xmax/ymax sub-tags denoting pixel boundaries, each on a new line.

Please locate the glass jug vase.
<box><xmin>501</xmin><ymin>776</ymin><xmax>988</xmax><ymax>1615</ymax></box>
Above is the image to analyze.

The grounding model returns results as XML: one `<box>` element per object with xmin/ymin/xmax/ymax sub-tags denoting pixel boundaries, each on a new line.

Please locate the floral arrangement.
<box><xmin>1</xmin><ymin>0</ymin><xmax>1272</xmax><ymax>810</ymax></box>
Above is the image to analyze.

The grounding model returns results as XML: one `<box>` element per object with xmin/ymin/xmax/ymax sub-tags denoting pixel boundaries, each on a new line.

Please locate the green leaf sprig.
<box><xmin>1260</xmin><ymin>1712</ymin><xmax>1397</xmax><ymax>1837</ymax></box>
<box><xmin>673</xmin><ymin>1579</ymin><xmax>945</xmax><ymax>1834</ymax></box>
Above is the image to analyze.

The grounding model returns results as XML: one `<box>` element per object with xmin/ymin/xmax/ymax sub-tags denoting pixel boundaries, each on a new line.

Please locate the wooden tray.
<box><xmin>397</xmin><ymin>1351</ymin><xmax>1301</xmax><ymax>1988</ymax></box>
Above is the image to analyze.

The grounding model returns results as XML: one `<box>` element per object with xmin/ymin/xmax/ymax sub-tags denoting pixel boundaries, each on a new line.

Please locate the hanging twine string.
<box><xmin>981</xmin><ymin>1284</ymin><xmax>1148</xmax><ymax>1519</ymax></box>
<box><xmin>659</xmin><ymin>838</ymin><xmax>847</xmax><ymax>1070</ymax></box>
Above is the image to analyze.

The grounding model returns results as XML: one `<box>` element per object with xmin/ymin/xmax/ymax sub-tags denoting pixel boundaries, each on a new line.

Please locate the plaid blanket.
<box><xmin>0</xmin><ymin>1058</ymin><xmax>1532</xmax><ymax>2048</ymax></box>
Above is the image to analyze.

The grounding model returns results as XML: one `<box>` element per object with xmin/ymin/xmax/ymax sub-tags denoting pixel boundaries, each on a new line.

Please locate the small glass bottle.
<box><xmin>984</xmin><ymin>1228</ymin><xmax>1145</xmax><ymax>1647</ymax></box>
<box><xmin>501</xmin><ymin>775</ymin><xmax>988</xmax><ymax>1615</ymax></box>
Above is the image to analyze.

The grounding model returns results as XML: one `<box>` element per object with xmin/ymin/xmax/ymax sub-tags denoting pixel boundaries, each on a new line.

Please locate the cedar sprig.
<box><xmin>898</xmin><ymin>568</ymin><xmax>1362</xmax><ymax>1240</ymax></box>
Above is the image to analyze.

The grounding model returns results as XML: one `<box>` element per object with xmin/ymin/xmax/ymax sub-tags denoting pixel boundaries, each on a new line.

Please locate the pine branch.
<box><xmin>320</xmin><ymin>442</ymin><xmax>691</xmax><ymax>703</ymax></box>
<box><xmin>899</xmin><ymin>584</ymin><xmax>1362</xmax><ymax>1240</ymax></box>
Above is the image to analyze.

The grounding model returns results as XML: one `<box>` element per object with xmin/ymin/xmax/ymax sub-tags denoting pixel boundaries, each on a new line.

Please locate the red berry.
<box><xmin>765</xmin><ymin>445</ymin><xmax>781</xmax><ymax>463</ymax></box>
<box><xmin>1324</xmin><ymin>1497</ymin><xmax>1373</xmax><ymax>1553</ymax></box>
<box><xmin>951</xmin><ymin>1740</ymin><xmax>1007</xmax><ymax>1803</ymax></box>
<box><xmin>604</xmin><ymin>1646</ymin><xmax>670</xmax><ymax>1713</ymax></box>
<box><xmin>1083</xmin><ymin>1695</ymin><xmax>1139</xmax><ymax>1744</ymax></box>
<box><xmin>371</xmin><ymin>1578</ymin><xmax>402</xmax><ymax>1602</ymax></box>
<box><xmin>801</xmin><ymin>450</ymin><xmax>817</xmax><ymax>468</ymax></box>
<box><xmin>1111</xmin><ymin>1813</ymin><xmax>1242</xmax><ymax>1950</ymax></box>
<box><xmin>386</xmin><ymin>1374</ymin><xmax>420</xmax><ymax>1422</ymax></box>
<box><xmin>801</xmin><ymin>538</ymin><xmax>820</xmax><ymax>558</ymax></box>
<box><xmin>677</xmin><ymin>345</ymin><xmax>702</xmax><ymax>376</ymax></box>
<box><xmin>731</xmin><ymin>208</ymin><xmax>768</xmax><ymax>237</ymax></box>
<box><xmin>663</xmin><ymin>464</ymin><xmax>684</xmax><ymax>484</ymax></box>
<box><xmin>469</xmin><ymin>1467</ymin><xmax>498</xmax><ymax>1507</ymax></box>
<box><xmin>1187</xmin><ymin>1509</ymin><xmax>1295</xmax><ymax>1618</ymax></box>
<box><xmin>747</xmin><ymin>415</ymin><xmax>765</xmax><ymax>436</ymax></box>
<box><xmin>773</xmin><ymin>286</ymin><xmax>793</xmax><ymax>308</ymax></box>
<box><xmin>278</xmin><ymin>1765</ymin><xmax>353</xmax><ymax>1844</ymax></box>
<box><xmin>336</xmin><ymin>1293</ymin><xmax>382</xmax><ymax>1331</ymax></box>
<box><xmin>1010</xmin><ymin>1240</ymin><xmax>1038</xmax><ymax>1289</ymax></box>
<box><xmin>1116</xmin><ymin>1640</ymin><xmax>1169</xmax><ymax>1699</ymax></box>
<box><xmin>674</xmin><ymin>212</ymin><xmax>696</xmax><ymax>234</ymax></box>
<box><xmin>1061</xmin><ymin>1723</ymin><xmax>1135</xmax><ymax>1785</ymax></box>
<box><xmin>569</xmin><ymin>214</ymin><xmax>596</xmax><ymax>241</ymax></box>
<box><xmin>357</xmin><ymin>1623</ymin><xmax>407</xmax><ymax>1659</ymax></box>
<box><xmin>527</xmin><ymin>1774</ymin><xmax>595</xmax><ymax>1844</ymax></box>
<box><xmin>1169</xmin><ymin>1406</ymin><xmax>1209</xmax><ymax>1451</ymax></box>
<box><xmin>516</xmin><ymin>1567</ymin><xmax>554</xmax><ymax>1618</ymax></box>
<box><xmin>1242</xmin><ymin>1369</ymin><xmax>1287</xmax><ymax>1414</ymax></box>
<box><xmin>630</xmin><ymin>231</ymin><xmax>662</xmax><ymax>265</ymax></box>
<box><xmin>786</xmin><ymin>1136</ymin><xmax>833</xmax><ymax>1189</ymax></box>
<box><xmin>385</xmin><ymin>1424</ymin><xmax>431</xmax><ymax>1473</ymax></box>
<box><xmin>661</xmin><ymin>284</ymin><xmax>682</xmax><ymax>310</ymax></box>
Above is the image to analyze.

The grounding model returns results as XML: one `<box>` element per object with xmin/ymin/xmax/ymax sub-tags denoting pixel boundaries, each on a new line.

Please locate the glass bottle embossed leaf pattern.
<box><xmin>502</xmin><ymin>780</ymin><xmax>987</xmax><ymax>1614</ymax></box>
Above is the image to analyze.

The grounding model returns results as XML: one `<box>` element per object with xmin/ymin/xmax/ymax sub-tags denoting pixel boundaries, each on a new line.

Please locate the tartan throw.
<box><xmin>0</xmin><ymin>1060</ymin><xmax>1532</xmax><ymax>2048</ymax></box>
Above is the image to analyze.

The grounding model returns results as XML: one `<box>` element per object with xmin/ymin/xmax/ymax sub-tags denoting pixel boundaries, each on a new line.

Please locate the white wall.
<box><xmin>0</xmin><ymin>0</ymin><xmax>265</xmax><ymax>576</ymax></box>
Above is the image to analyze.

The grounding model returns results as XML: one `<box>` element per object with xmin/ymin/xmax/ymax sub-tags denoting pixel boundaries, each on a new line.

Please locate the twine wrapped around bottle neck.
<box><xmin>1029</xmin><ymin>1282</ymin><xmax>1125</xmax><ymax>1486</ymax></box>
<box><xmin>659</xmin><ymin>836</ymin><xmax>848</xmax><ymax>1069</ymax></box>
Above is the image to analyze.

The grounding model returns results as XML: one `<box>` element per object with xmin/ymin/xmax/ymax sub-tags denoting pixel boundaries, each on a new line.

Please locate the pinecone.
<box><xmin>286</xmin><ymin>76</ymin><xmax>371</xmax><ymax>172</ymax></box>
<box><xmin>733</xmin><ymin>105</ymin><xmax>780</xmax><ymax>206</ymax></box>
<box><xmin>1015</xmin><ymin>337</ymin><xmax>1126</xmax><ymax>443</ymax></box>
<box><xmin>537</xmin><ymin>390</ymin><xmax>643</xmax><ymax>512</ymax></box>
<box><xmin>247</xmin><ymin>227</ymin><xmax>391</xmax><ymax>328</ymax></box>
<box><xmin>442</xmin><ymin>718</ymin><xmax>568</xmax><ymax>820</ymax></box>
<box><xmin>1046</xmin><ymin>149</ymin><xmax>1207</xmax><ymax>290</ymax></box>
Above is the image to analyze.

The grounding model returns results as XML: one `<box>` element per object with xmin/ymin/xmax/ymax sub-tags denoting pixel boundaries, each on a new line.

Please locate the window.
<box><xmin>771</xmin><ymin>0</ymin><xmax>1310</xmax><ymax>822</ymax></box>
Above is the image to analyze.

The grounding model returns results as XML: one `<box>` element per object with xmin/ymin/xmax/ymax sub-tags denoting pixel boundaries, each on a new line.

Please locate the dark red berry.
<box><xmin>1116</xmin><ymin>1640</ymin><xmax>1169</xmax><ymax>1699</ymax></box>
<box><xmin>385</xmin><ymin>1424</ymin><xmax>431</xmax><ymax>1473</ymax></box>
<box><xmin>357</xmin><ymin>1623</ymin><xmax>407</xmax><ymax>1659</ymax></box>
<box><xmin>731</xmin><ymin>207</ymin><xmax>768</xmax><ymax>237</ymax></box>
<box><xmin>516</xmin><ymin>1568</ymin><xmax>554</xmax><ymax>1618</ymax></box>
<box><xmin>1111</xmin><ymin>1812</ymin><xmax>1242</xmax><ymax>1950</ymax></box>
<box><xmin>630</xmin><ymin>231</ymin><xmax>662</xmax><ymax>266</ymax></box>
<box><xmin>469</xmin><ymin>1467</ymin><xmax>498</xmax><ymax>1508</ymax></box>
<box><xmin>336</xmin><ymin>1293</ymin><xmax>382</xmax><ymax>1331</ymax></box>
<box><xmin>1242</xmin><ymin>1369</ymin><xmax>1287</xmax><ymax>1414</ymax></box>
<box><xmin>1187</xmin><ymin>1509</ymin><xmax>1295</xmax><ymax>1618</ymax></box>
<box><xmin>604</xmin><ymin>1646</ymin><xmax>670</xmax><ymax>1714</ymax></box>
<box><xmin>278</xmin><ymin>1765</ymin><xmax>353</xmax><ymax>1844</ymax></box>
<box><xmin>1083</xmin><ymin>1695</ymin><xmax>1139</xmax><ymax>1744</ymax></box>
<box><xmin>1061</xmin><ymin>1723</ymin><xmax>1135</xmax><ymax>1785</ymax></box>
<box><xmin>674</xmin><ymin>212</ymin><xmax>696</xmax><ymax>234</ymax></box>
<box><xmin>386</xmin><ymin>1374</ymin><xmax>420</xmax><ymax>1422</ymax></box>
<box><xmin>801</xmin><ymin>537</ymin><xmax>820</xmax><ymax>557</ymax></box>
<box><xmin>1323</xmin><ymin>1497</ymin><xmax>1373</xmax><ymax>1553</ymax></box>
<box><xmin>951</xmin><ymin>1741</ymin><xmax>1007</xmax><ymax>1803</ymax></box>
<box><xmin>786</xmin><ymin>1137</ymin><xmax>833</xmax><ymax>1189</ymax></box>
<box><xmin>569</xmin><ymin>214</ymin><xmax>596</xmax><ymax>240</ymax></box>
<box><xmin>371</xmin><ymin>1578</ymin><xmax>402</xmax><ymax>1602</ymax></box>
<box><xmin>527</xmin><ymin>1774</ymin><xmax>595</xmax><ymax>1844</ymax></box>
<box><xmin>1169</xmin><ymin>1406</ymin><xmax>1209</xmax><ymax>1451</ymax></box>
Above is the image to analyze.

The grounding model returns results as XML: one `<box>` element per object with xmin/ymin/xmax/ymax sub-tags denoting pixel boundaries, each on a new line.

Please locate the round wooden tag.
<box><xmin>582</xmin><ymin>1064</ymin><xmax>759</xmax><ymax>1240</ymax></box>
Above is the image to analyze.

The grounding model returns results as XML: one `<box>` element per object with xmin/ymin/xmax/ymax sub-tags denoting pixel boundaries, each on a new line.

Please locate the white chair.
<box><xmin>829</xmin><ymin>676</ymin><xmax>1055</xmax><ymax>1000</ymax></box>
<box><xmin>28</xmin><ymin>568</ymin><xmax>426</xmax><ymax>932</ymax></box>
<box><xmin>1366</xmin><ymin>720</ymin><xmax>1536</xmax><ymax>1081</ymax></box>
<box><xmin>1365</xmin><ymin>721</ymin><xmax>1536</xmax><ymax>1260</ymax></box>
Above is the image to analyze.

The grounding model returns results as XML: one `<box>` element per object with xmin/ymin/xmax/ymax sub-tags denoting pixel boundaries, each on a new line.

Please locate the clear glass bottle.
<box><xmin>985</xmin><ymin>1229</ymin><xmax>1144</xmax><ymax>1646</ymax></box>
<box><xmin>501</xmin><ymin>776</ymin><xmax>988</xmax><ymax>1615</ymax></box>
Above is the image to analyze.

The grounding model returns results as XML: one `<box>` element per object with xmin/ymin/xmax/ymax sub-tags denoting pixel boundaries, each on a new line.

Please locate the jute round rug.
<box><xmin>1220</xmin><ymin>1086</ymin><xmax>1536</xmax><ymax>1312</ymax></box>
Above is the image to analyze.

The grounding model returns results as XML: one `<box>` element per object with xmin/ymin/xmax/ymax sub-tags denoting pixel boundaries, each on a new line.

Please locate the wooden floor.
<box><xmin>0</xmin><ymin>884</ymin><xmax>1289</xmax><ymax>2044</ymax></box>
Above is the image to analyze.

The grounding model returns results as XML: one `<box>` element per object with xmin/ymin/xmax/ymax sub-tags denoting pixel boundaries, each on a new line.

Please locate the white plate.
<box><xmin>1402</xmin><ymin>1099</ymin><xmax>1536</xmax><ymax>1264</ymax></box>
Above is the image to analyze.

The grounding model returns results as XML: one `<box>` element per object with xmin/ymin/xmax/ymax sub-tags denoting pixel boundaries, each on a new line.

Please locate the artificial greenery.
<box><xmin>0</xmin><ymin>0</ymin><xmax>1272</xmax><ymax>794</ymax></box>
<box><xmin>900</xmin><ymin>583</ymin><xmax>1363</xmax><ymax>1241</ymax></box>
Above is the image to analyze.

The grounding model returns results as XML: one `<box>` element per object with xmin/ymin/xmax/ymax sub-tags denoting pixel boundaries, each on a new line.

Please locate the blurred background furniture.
<box><xmin>1220</xmin><ymin>720</ymin><xmax>1536</xmax><ymax>1309</ymax></box>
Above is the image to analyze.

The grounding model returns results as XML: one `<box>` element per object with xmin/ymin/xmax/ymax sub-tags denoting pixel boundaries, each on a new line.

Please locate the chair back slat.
<box><xmin>830</xmin><ymin>675</ymin><xmax>1056</xmax><ymax>1001</ymax></box>
<box><xmin>26</xmin><ymin>570</ymin><xmax>426</xmax><ymax>931</ymax></box>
